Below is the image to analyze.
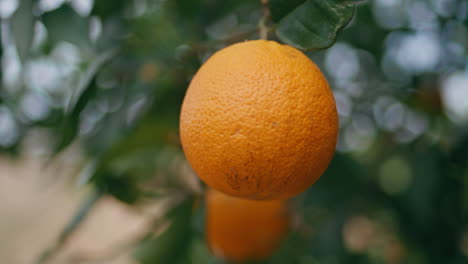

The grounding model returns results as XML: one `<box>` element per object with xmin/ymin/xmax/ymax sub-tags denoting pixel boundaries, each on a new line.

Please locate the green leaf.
<box><xmin>10</xmin><ymin>0</ymin><xmax>34</xmax><ymax>62</ymax></box>
<box><xmin>134</xmin><ymin>198</ymin><xmax>194</xmax><ymax>263</ymax></box>
<box><xmin>41</xmin><ymin>4</ymin><xmax>91</xmax><ymax>50</ymax></box>
<box><xmin>64</xmin><ymin>48</ymin><xmax>118</xmax><ymax>113</ymax></box>
<box><xmin>269</xmin><ymin>0</ymin><xmax>305</xmax><ymax>22</ymax></box>
<box><xmin>91</xmin><ymin>0</ymin><xmax>127</xmax><ymax>18</ymax></box>
<box><xmin>93</xmin><ymin>171</ymin><xmax>142</xmax><ymax>204</ymax></box>
<box><xmin>51</xmin><ymin>48</ymin><xmax>117</xmax><ymax>155</ymax></box>
<box><xmin>272</xmin><ymin>0</ymin><xmax>355</xmax><ymax>50</ymax></box>
<box><xmin>53</xmin><ymin>79</ymin><xmax>98</xmax><ymax>155</ymax></box>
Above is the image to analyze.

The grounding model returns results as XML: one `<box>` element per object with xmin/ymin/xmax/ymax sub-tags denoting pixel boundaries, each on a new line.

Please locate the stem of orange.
<box><xmin>259</xmin><ymin>0</ymin><xmax>270</xmax><ymax>40</ymax></box>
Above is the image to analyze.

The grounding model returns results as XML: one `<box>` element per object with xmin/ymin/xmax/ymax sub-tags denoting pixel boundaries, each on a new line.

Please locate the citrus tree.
<box><xmin>1</xmin><ymin>0</ymin><xmax>468</xmax><ymax>263</ymax></box>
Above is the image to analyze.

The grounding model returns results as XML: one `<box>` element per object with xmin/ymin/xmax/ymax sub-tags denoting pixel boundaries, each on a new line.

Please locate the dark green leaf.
<box><xmin>134</xmin><ymin>198</ymin><xmax>194</xmax><ymax>263</ymax></box>
<box><xmin>64</xmin><ymin>48</ymin><xmax>118</xmax><ymax>113</ymax></box>
<box><xmin>51</xmin><ymin>48</ymin><xmax>117</xmax><ymax>154</ymax></box>
<box><xmin>41</xmin><ymin>4</ymin><xmax>91</xmax><ymax>50</ymax></box>
<box><xmin>269</xmin><ymin>0</ymin><xmax>305</xmax><ymax>22</ymax></box>
<box><xmin>273</xmin><ymin>0</ymin><xmax>355</xmax><ymax>50</ymax></box>
<box><xmin>10</xmin><ymin>0</ymin><xmax>34</xmax><ymax>62</ymax></box>
<box><xmin>93</xmin><ymin>171</ymin><xmax>142</xmax><ymax>204</ymax></box>
<box><xmin>53</xmin><ymin>79</ymin><xmax>98</xmax><ymax>154</ymax></box>
<box><xmin>91</xmin><ymin>0</ymin><xmax>127</xmax><ymax>18</ymax></box>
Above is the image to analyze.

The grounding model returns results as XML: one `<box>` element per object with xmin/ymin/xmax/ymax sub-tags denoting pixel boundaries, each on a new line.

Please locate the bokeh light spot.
<box><xmin>379</xmin><ymin>156</ymin><xmax>412</xmax><ymax>195</ymax></box>
<box><xmin>441</xmin><ymin>69</ymin><xmax>468</xmax><ymax>124</ymax></box>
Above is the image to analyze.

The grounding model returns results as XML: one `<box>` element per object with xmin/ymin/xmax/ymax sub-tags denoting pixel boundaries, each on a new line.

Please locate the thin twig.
<box><xmin>66</xmin><ymin>218</ymin><xmax>167</xmax><ymax>264</ymax></box>
<box><xmin>259</xmin><ymin>0</ymin><xmax>271</xmax><ymax>40</ymax></box>
<box><xmin>223</xmin><ymin>28</ymin><xmax>258</xmax><ymax>44</ymax></box>
<box><xmin>36</xmin><ymin>188</ymin><xmax>104</xmax><ymax>264</ymax></box>
<box><xmin>60</xmin><ymin>194</ymin><xmax>188</xmax><ymax>264</ymax></box>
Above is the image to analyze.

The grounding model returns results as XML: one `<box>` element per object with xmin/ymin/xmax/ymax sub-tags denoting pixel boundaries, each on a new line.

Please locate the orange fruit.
<box><xmin>180</xmin><ymin>40</ymin><xmax>338</xmax><ymax>200</ymax></box>
<box><xmin>205</xmin><ymin>188</ymin><xmax>289</xmax><ymax>262</ymax></box>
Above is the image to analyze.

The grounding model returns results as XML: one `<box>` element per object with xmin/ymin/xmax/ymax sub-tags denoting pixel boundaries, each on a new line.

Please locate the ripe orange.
<box><xmin>205</xmin><ymin>188</ymin><xmax>289</xmax><ymax>262</ymax></box>
<box><xmin>180</xmin><ymin>40</ymin><xmax>338</xmax><ymax>200</ymax></box>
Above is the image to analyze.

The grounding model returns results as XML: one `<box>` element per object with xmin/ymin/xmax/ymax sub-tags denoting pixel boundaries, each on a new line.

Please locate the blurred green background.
<box><xmin>0</xmin><ymin>0</ymin><xmax>468</xmax><ymax>263</ymax></box>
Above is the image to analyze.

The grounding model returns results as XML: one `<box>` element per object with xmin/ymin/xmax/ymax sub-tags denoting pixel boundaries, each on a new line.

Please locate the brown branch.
<box><xmin>259</xmin><ymin>0</ymin><xmax>271</xmax><ymax>40</ymax></box>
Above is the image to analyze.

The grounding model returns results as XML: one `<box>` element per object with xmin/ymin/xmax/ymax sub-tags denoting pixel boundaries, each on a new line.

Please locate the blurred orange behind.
<box><xmin>205</xmin><ymin>188</ymin><xmax>290</xmax><ymax>263</ymax></box>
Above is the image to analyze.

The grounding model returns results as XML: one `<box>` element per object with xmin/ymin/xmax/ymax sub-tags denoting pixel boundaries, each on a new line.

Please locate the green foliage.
<box><xmin>10</xmin><ymin>0</ymin><xmax>34</xmax><ymax>62</ymax></box>
<box><xmin>42</xmin><ymin>4</ymin><xmax>92</xmax><ymax>51</ymax></box>
<box><xmin>1</xmin><ymin>0</ymin><xmax>468</xmax><ymax>264</ymax></box>
<box><xmin>271</xmin><ymin>0</ymin><xmax>355</xmax><ymax>50</ymax></box>
<box><xmin>134</xmin><ymin>198</ymin><xmax>195</xmax><ymax>264</ymax></box>
<box><xmin>269</xmin><ymin>0</ymin><xmax>305</xmax><ymax>22</ymax></box>
<box><xmin>91</xmin><ymin>0</ymin><xmax>128</xmax><ymax>18</ymax></box>
<box><xmin>53</xmin><ymin>48</ymin><xmax>118</xmax><ymax>153</ymax></box>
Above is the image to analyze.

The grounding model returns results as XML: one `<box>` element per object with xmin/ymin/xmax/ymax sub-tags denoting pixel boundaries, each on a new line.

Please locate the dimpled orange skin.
<box><xmin>205</xmin><ymin>188</ymin><xmax>289</xmax><ymax>262</ymax></box>
<box><xmin>180</xmin><ymin>40</ymin><xmax>338</xmax><ymax>200</ymax></box>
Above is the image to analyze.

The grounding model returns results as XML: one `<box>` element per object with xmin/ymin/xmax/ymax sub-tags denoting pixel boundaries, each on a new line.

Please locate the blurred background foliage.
<box><xmin>1</xmin><ymin>0</ymin><xmax>468</xmax><ymax>263</ymax></box>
